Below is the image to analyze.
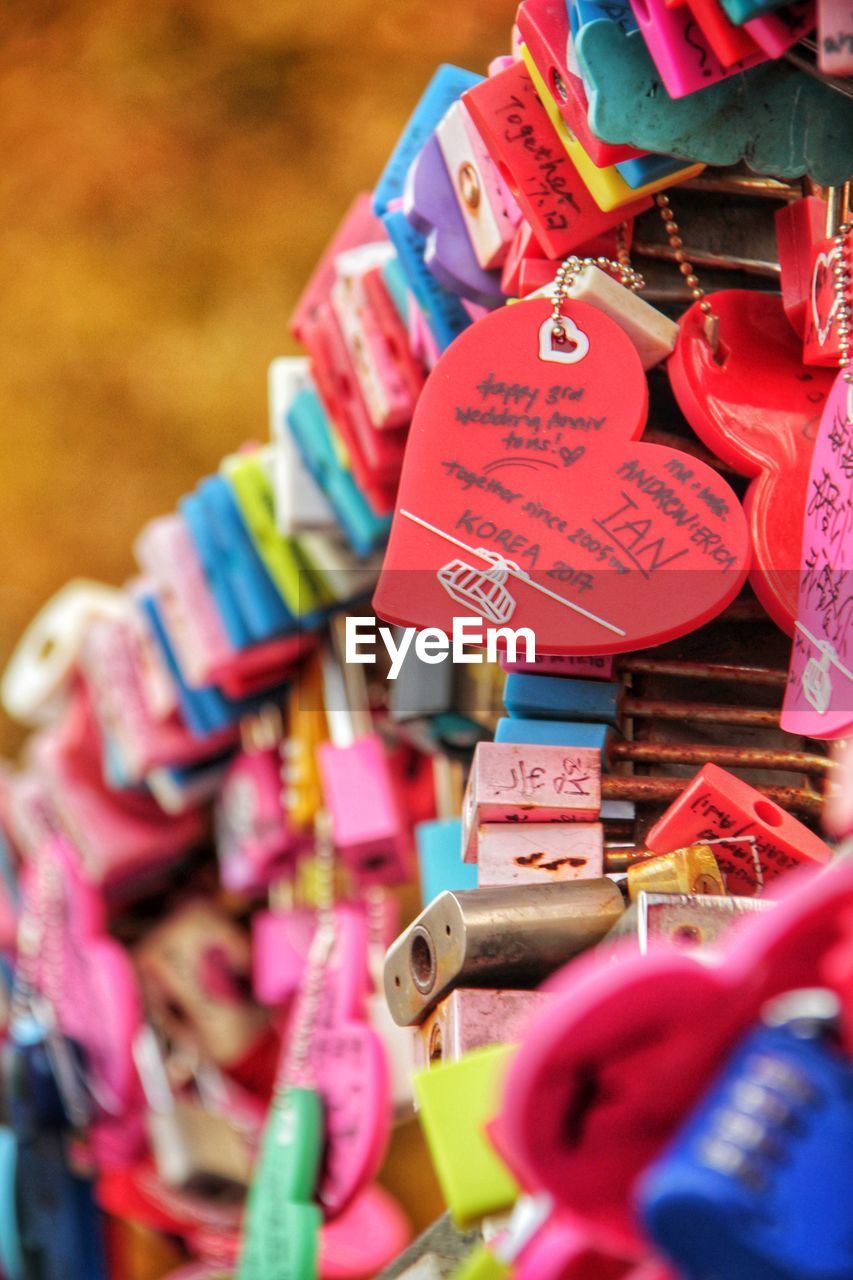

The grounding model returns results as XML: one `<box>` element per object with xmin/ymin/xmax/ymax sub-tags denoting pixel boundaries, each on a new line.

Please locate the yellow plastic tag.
<box><xmin>414</xmin><ymin>1045</ymin><xmax>519</xmax><ymax>1225</ymax></box>
<box><xmin>521</xmin><ymin>46</ymin><xmax>704</xmax><ymax>212</ymax></box>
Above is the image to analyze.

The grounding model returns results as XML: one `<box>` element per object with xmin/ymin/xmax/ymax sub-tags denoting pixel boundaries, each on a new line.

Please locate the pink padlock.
<box><xmin>317</xmin><ymin>635</ymin><xmax>410</xmax><ymax>887</ymax></box>
<box><xmin>252</xmin><ymin>906</ymin><xmax>317</xmax><ymax>1006</ymax></box>
<box><xmin>627</xmin><ymin>0</ymin><xmax>763</xmax><ymax>98</ymax></box>
<box><xmin>331</xmin><ymin>244</ymin><xmax>419</xmax><ymax>431</ymax></box>
<box><xmin>361</xmin><ymin>265</ymin><xmax>429</xmax><ymax>400</ymax></box>
<box><xmin>22</xmin><ymin>836</ymin><xmax>146</xmax><ymax>1160</ymax></box>
<box><xmin>81</xmin><ymin>610</ymin><xmax>235</xmax><ymax>782</ymax></box>
<box><xmin>743</xmin><ymin>0</ymin><xmax>815</xmax><ymax>55</ymax></box>
<box><xmin>645</xmin><ymin>763</ymin><xmax>832</xmax><ymax>897</ymax></box>
<box><xmin>25</xmin><ymin>686</ymin><xmax>205</xmax><ymax>891</ymax></box>
<box><xmin>215</xmin><ymin>722</ymin><xmax>305</xmax><ymax>894</ymax></box>
<box><xmin>135</xmin><ymin>515</ymin><xmax>310</xmax><ymax>695</ymax></box>
<box><xmin>517</xmin><ymin>0</ymin><xmax>644</xmax><ymax>166</ymax></box>
<box><xmin>493</xmin><ymin>858</ymin><xmax>853</xmax><ymax>1250</ymax></box>
<box><xmin>282</xmin><ymin>901</ymin><xmax>391</xmax><ymax>1218</ymax></box>
<box><xmin>463</xmin><ymin>63</ymin><xmax>652</xmax><ymax>259</ymax></box>
<box><xmin>290</xmin><ymin>192</ymin><xmax>386</xmax><ymax>345</ymax></box>
<box><xmin>462</xmin><ymin>741</ymin><xmax>601</xmax><ymax>861</ymax></box>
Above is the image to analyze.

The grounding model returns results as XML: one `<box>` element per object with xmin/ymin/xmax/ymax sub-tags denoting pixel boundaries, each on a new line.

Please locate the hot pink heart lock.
<box><xmin>24</xmin><ymin>836</ymin><xmax>145</xmax><ymax>1159</ymax></box>
<box><xmin>492</xmin><ymin>858</ymin><xmax>853</xmax><ymax>1251</ymax></box>
<box><xmin>374</xmin><ymin>299</ymin><xmax>749</xmax><ymax>654</ymax></box>
<box><xmin>284</xmin><ymin>903</ymin><xmax>392</xmax><ymax>1219</ymax></box>
<box><xmin>782</xmin><ymin>371</ymin><xmax>853</xmax><ymax>739</ymax></box>
<box><xmin>319</xmin><ymin>1182</ymin><xmax>411</xmax><ymax>1278</ymax></box>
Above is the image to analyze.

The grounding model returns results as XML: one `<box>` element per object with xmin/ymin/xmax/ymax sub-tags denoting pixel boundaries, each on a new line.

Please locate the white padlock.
<box><xmin>530</xmin><ymin>262</ymin><xmax>679</xmax><ymax>369</ymax></box>
<box><xmin>1</xmin><ymin>579</ymin><xmax>128</xmax><ymax>726</ymax></box>
<box><xmin>267</xmin><ymin>356</ymin><xmax>336</xmax><ymax>535</ymax></box>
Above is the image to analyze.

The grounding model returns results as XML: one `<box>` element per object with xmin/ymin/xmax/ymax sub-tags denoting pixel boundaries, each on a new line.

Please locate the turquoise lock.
<box><xmin>576</xmin><ymin>18</ymin><xmax>853</xmax><ymax>185</ymax></box>
<box><xmin>719</xmin><ymin>0</ymin><xmax>789</xmax><ymax>23</ymax></box>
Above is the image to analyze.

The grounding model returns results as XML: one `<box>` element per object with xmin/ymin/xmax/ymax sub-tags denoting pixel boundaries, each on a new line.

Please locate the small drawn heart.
<box><xmin>375</xmin><ymin>299</ymin><xmax>749</xmax><ymax>655</ymax></box>
<box><xmin>811</xmin><ymin>247</ymin><xmax>840</xmax><ymax>347</ymax></box>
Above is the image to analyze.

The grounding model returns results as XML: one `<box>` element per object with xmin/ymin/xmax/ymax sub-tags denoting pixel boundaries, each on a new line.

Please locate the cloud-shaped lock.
<box><xmin>575</xmin><ymin>17</ymin><xmax>853</xmax><ymax>186</ymax></box>
<box><xmin>373</xmin><ymin>298</ymin><xmax>750</xmax><ymax>655</ymax></box>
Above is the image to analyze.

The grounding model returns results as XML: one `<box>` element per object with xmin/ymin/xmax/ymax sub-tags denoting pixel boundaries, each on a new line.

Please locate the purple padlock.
<box><xmin>403</xmin><ymin>133</ymin><xmax>505</xmax><ymax>309</ymax></box>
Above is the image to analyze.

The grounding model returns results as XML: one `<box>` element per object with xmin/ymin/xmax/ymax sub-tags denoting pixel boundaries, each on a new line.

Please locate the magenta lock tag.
<box><xmin>627</xmin><ymin>0</ymin><xmax>764</xmax><ymax>97</ymax></box>
<box><xmin>252</xmin><ymin>908</ymin><xmax>317</xmax><ymax>1006</ymax></box>
<box><xmin>285</xmin><ymin>903</ymin><xmax>392</xmax><ymax>1219</ymax></box>
<box><xmin>492</xmin><ymin>857</ymin><xmax>853</xmax><ymax>1251</ymax></box>
<box><xmin>782</xmin><ymin>372</ymin><xmax>853</xmax><ymax>740</ymax></box>
<box><xmin>24</xmin><ymin>837</ymin><xmax>146</xmax><ymax>1157</ymax></box>
<box><xmin>28</xmin><ymin>686</ymin><xmax>205</xmax><ymax>890</ymax></box>
<box><xmin>216</xmin><ymin>748</ymin><xmax>303</xmax><ymax>894</ymax></box>
<box><xmin>514</xmin><ymin>1210</ymin><xmax>641</xmax><ymax>1280</ymax></box>
<box><xmin>81</xmin><ymin>611</ymin><xmax>235</xmax><ymax>782</ymax></box>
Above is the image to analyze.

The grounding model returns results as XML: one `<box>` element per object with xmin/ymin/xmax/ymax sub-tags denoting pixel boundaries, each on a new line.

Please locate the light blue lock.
<box><xmin>416</xmin><ymin>817</ymin><xmax>478</xmax><ymax>907</ymax></box>
<box><xmin>503</xmin><ymin>672</ymin><xmax>620</xmax><ymax>724</ymax></box>
<box><xmin>373</xmin><ymin>64</ymin><xmax>482</xmax><ymax>217</ymax></box>
<box><xmin>180</xmin><ymin>490</ymin><xmax>253</xmax><ymax>649</ymax></box>
<box><xmin>0</xmin><ymin>1128</ymin><xmax>23</xmax><ymax>1280</ymax></box>
<box><xmin>286</xmin><ymin>386</ymin><xmax>390</xmax><ymax>557</ymax></box>
<box><xmin>140</xmin><ymin>596</ymin><xmax>290</xmax><ymax>740</ymax></box>
<box><xmin>195</xmin><ymin>476</ymin><xmax>298</xmax><ymax>642</ymax></box>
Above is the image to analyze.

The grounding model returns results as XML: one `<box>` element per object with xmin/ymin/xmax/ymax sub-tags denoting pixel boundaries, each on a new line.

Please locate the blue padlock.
<box><xmin>615</xmin><ymin>153</ymin><xmax>694</xmax><ymax>188</ymax></box>
<box><xmin>194</xmin><ymin>475</ymin><xmax>297</xmax><ymax>641</ymax></box>
<box><xmin>503</xmin><ymin>673</ymin><xmax>620</xmax><ymax>725</ymax></box>
<box><xmin>0</xmin><ymin>1127</ymin><xmax>22</xmax><ymax>1280</ymax></box>
<box><xmin>180</xmin><ymin>489</ymin><xmax>253</xmax><ymax>649</ymax></box>
<box><xmin>139</xmin><ymin>596</ymin><xmax>289</xmax><ymax>739</ymax></box>
<box><xmin>286</xmin><ymin>386</ymin><xmax>390</xmax><ymax>557</ymax></box>
<box><xmin>373</xmin><ymin>64</ymin><xmax>482</xmax><ymax>217</ymax></box>
<box><xmin>638</xmin><ymin>990</ymin><xmax>853</xmax><ymax>1280</ymax></box>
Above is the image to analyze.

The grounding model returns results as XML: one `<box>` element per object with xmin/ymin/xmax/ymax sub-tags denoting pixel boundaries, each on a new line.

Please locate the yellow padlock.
<box><xmin>520</xmin><ymin>46</ymin><xmax>704</xmax><ymax>212</ymax></box>
<box><xmin>414</xmin><ymin>1045</ymin><xmax>519</xmax><ymax>1226</ymax></box>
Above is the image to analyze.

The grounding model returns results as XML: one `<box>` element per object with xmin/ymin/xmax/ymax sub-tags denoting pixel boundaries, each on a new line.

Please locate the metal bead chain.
<box><xmin>834</xmin><ymin>222</ymin><xmax>852</xmax><ymax>386</ymax></box>
<box><xmin>550</xmin><ymin>253</ymin><xmax>645</xmax><ymax>342</ymax></box>
<box><xmin>280</xmin><ymin>810</ymin><xmax>336</xmax><ymax>1090</ymax></box>
<box><xmin>656</xmin><ymin>192</ymin><xmax>719</xmax><ymax>349</ymax></box>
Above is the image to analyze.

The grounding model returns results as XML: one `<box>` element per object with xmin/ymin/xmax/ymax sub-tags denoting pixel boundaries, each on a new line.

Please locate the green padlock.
<box><xmin>449</xmin><ymin>1246</ymin><xmax>512</xmax><ymax>1280</ymax></box>
<box><xmin>222</xmin><ymin>450</ymin><xmax>329</xmax><ymax>615</ymax></box>
<box><xmin>237</xmin><ymin>1087</ymin><xmax>324</xmax><ymax>1280</ymax></box>
<box><xmin>414</xmin><ymin>1045</ymin><xmax>519</xmax><ymax>1226</ymax></box>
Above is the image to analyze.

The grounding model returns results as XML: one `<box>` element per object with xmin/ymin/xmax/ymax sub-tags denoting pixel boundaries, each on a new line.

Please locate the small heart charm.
<box><xmin>811</xmin><ymin>248</ymin><xmax>840</xmax><ymax>347</ymax></box>
<box><xmin>538</xmin><ymin>315</ymin><xmax>591</xmax><ymax>365</ymax></box>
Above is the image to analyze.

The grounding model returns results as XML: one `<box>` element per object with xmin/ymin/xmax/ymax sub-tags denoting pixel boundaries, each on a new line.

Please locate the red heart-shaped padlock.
<box><xmin>373</xmin><ymin>300</ymin><xmax>749</xmax><ymax>654</ymax></box>
<box><xmin>669</xmin><ymin>291</ymin><xmax>835</xmax><ymax>633</ymax></box>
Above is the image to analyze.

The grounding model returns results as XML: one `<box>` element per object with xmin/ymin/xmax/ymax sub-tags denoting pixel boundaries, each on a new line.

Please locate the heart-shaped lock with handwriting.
<box><xmin>492</xmin><ymin>858</ymin><xmax>853</xmax><ymax>1251</ymax></box>
<box><xmin>668</xmin><ymin>291</ymin><xmax>835</xmax><ymax>632</ymax></box>
<box><xmin>373</xmin><ymin>299</ymin><xmax>749</xmax><ymax>654</ymax></box>
<box><xmin>782</xmin><ymin>372</ymin><xmax>853</xmax><ymax>739</ymax></box>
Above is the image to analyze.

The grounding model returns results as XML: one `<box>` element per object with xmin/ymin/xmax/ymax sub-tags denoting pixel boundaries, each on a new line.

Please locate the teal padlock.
<box><xmin>719</xmin><ymin>0</ymin><xmax>789</xmax><ymax>23</ymax></box>
<box><xmin>237</xmin><ymin>1087</ymin><xmax>324</xmax><ymax>1280</ymax></box>
<box><xmin>576</xmin><ymin>18</ymin><xmax>853</xmax><ymax>185</ymax></box>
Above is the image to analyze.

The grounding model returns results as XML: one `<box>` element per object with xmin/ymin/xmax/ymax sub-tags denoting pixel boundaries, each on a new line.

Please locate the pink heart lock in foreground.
<box><xmin>23</xmin><ymin>836</ymin><xmax>145</xmax><ymax>1159</ymax></box>
<box><xmin>284</xmin><ymin>903</ymin><xmax>392</xmax><ymax>1219</ymax></box>
<box><xmin>491</xmin><ymin>858</ymin><xmax>853</xmax><ymax>1251</ymax></box>
<box><xmin>782</xmin><ymin>371</ymin><xmax>853</xmax><ymax>739</ymax></box>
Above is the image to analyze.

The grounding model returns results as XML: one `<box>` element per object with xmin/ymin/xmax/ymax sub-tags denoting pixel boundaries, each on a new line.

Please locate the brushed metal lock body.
<box><xmin>384</xmin><ymin>880</ymin><xmax>625</xmax><ymax>1026</ymax></box>
<box><xmin>607</xmin><ymin>891</ymin><xmax>773</xmax><ymax>954</ymax></box>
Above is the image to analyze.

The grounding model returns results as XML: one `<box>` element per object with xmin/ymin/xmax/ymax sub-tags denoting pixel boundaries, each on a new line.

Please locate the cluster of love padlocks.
<box><xmin>0</xmin><ymin>0</ymin><xmax>852</xmax><ymax>1278</ymax></box>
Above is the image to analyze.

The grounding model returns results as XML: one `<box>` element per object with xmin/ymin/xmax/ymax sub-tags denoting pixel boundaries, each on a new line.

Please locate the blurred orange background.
<box><xmin>0</xmin><ymin>0</ymin><xmax>516</xmax><ymax>759</ymax></box>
